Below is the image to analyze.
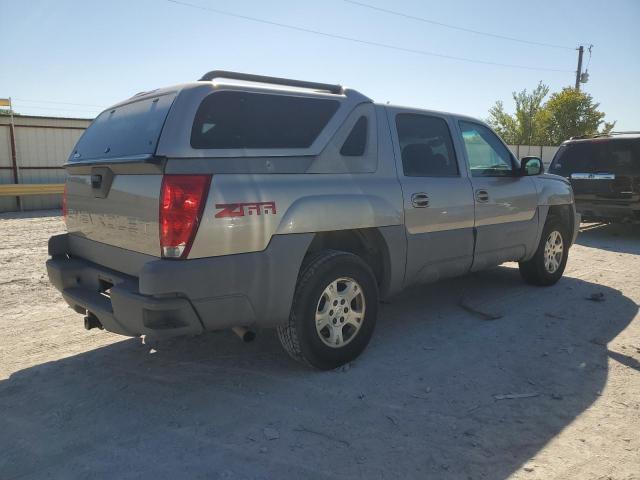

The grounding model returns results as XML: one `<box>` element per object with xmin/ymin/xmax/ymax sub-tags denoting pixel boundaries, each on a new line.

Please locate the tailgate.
<box><xmin>65</xmin><ymin>164</ymin><xmax>163</xmax><ymax>256</ymax></box>
<box><xmin>550</xmin><ymin>139</ymin><xmax>640</xmax><ymax>202</ymax></box>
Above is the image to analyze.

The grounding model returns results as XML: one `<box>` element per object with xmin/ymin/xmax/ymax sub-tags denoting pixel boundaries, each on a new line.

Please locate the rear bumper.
<box><xmin>47</xmin><ymin>233</ymin><xmax>313</xmax><ymax>338</ymax></box>
<box><xmin>576</xmin><ymin>199</ymin><xmax>640</xmax><ymax>222</ymax></box>
<box><xmin>47</xmin><ymin>257</ymin><xmax>204</xmax><ymax>338</ymax></box>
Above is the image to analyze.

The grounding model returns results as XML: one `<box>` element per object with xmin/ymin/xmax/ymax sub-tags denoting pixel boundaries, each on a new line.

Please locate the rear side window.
<box><xmin>396</xmin><ymin>114</ymin><xmax>459</xmax><ymax>177</ymax></box>
<box><xmin>191</xmin><ymin>91</ymin><xmax>340</xmax><ymax>149</ymax></box>
<box><xmin>70</xmin><ymin>93</ymin><xmax>176</xmax><ymax>162</ymax></box>
<box><xmin>340</xmin><ymin>116</ymin><xmax>368</xmax><ymax>156</ymax></box>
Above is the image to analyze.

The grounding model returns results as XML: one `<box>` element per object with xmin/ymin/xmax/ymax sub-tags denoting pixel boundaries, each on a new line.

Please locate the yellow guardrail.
<box><xmin>0</xmin><ymin>183</ymin><xmax>64</xmax><ymax>197</ymax></box>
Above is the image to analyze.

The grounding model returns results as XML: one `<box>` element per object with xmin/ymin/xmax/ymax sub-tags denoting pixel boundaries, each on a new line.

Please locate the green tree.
<box><xmin>540</xmin><ymin>87</ymin><xmax>615</xmax><ymax>145</ymax></box>
<box><xmin>488</xmin><ymin>84</ymin><xmax>615</xmax><ymax>145</ymax></box>
<box><xmin>487</xmin><ymin>82</ymin><xmax>549</xmax><ymax>145</ymax></box>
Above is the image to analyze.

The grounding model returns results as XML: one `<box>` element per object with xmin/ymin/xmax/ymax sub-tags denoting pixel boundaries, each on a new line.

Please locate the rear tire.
<box><xmin>277</xmin><ymin>250</ymin><xmax>378</xmax><ymax>370</ymax></box>
<box><xmin>519</xmin><ymin>216</ymin><xmax>569</xmax><ymax>286</ymax></box>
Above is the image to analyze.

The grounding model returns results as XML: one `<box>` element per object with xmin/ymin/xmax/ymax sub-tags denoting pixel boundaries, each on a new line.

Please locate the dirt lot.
<box><xmin>0</xmin><ymin>211</ymin><xmax>638</xmax><ymax>480</ymax></box>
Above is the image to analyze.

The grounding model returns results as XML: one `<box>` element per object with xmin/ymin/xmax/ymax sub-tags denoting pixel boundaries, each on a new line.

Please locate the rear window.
<box><xmin>191</xmin><ymin>91</ymin><xmax>340</xmax><ymax>149</ymax></box>
<box><xmin>550</xmin><ymin>139</ymin><xmax>640</xmax><ymax>176</ymax></box>
<box><xmin>70</xmin><ymin>93</ymin><xmax>176</xmax><ymax>162</ymax></box>
<box><xmin>607</xmin><ymin>140</ymin><xmax>640</xmax><ymax>174</ymax></box>
<box><xmin>550</xmin><ymin>142</ymin><xmax>603</xmax><ymax>176</ymax></box>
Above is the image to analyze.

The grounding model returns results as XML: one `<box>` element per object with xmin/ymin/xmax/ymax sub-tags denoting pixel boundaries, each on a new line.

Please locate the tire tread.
<box><xmin>519</xmin><ymin>215</ymin><xmax>569</xmax><ymax>286</ymax></box>
<box><xmin>277</xmin><ymin>250</ymin><xmax>350</xmax><ymax>367</ymax></box>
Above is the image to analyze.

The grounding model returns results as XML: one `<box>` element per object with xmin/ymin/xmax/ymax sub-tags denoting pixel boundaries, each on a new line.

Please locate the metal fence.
<box><xmin>507</xmin><ymin>145</ymin><xmax>560</xmax><ymax>169</ymax></box>
<box><xmin>0</xmin><ymin>115</ymin><xmax>91</xmax><ymax>212</ymax></box>
<box><xmin>0</xmin><ymin>115</ymin><xmax>562</xmax><ymax>213</ymax></box>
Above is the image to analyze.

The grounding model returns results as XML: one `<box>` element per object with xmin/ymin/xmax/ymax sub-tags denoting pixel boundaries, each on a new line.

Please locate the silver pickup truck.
<box><xmin>47</xmin><ymin>71</ymin><xmax>580</xmax><ymax>369</ymax></box>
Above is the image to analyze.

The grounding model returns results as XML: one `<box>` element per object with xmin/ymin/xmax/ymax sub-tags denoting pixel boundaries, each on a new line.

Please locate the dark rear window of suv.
<box><xmin>550</xmin><ymin>139</ymin><xmax>640</xmax><ymax>176</ymax></box>
<box><xmin>70</xmin><ymin>93</ymin><xmax>176</xmax><ymax>162</ymax></box>
<box><xmin>191</xmin><ymin>91</ymin><xmax>340</xmax><ymax>149</ymax></box>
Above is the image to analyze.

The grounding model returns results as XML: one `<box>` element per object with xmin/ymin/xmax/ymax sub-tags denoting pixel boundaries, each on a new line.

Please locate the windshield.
<box><xmin>69</xmin><ymin>93</ymin><xmax>176</xmax><ymax>162</ymax></box>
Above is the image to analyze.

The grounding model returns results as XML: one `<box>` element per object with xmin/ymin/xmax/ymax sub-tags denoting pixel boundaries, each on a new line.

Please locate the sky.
<box><xmin>1</xmin><ymin>0</ymin><xmax>639</xmax><ymax>130</ymax></box>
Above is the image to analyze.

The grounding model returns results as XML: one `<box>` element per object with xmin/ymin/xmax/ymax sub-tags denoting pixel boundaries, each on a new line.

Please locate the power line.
<box><xmin>166</xmin><ymin>0</ymin><xmax>573</xmax><ymax>73</ymax></box>
<box><xmin>344</xmin><ymin>0</ymin><xmax>575</xmax><ymax>51</ymax></box>
<box><xmin>585</xmin><ymin>44</ymin><xmax>593</xmax><ymax>71</ymax></box>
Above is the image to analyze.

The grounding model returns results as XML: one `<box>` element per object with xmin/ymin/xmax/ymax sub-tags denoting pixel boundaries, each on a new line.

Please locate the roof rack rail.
<box><xmin>198</xmin><ymin>70</ymin><xmax>344</xmax><ymax>95</ymax></box>
<box><xmin>569</xmin><ymin>133</ymin><xmax>602</xmax><ymax>140</ymax></box>
<box><xmin>570</xmin><ymin>130</ymin><xmax>640</xmax><ymax>140</ymax></box>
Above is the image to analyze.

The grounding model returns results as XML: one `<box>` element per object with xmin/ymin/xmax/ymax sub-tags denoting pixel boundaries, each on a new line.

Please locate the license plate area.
<box><xmin>570</xmin><ymin>172</ymin><xmax>615</xmax><ymax>180</ymax></box>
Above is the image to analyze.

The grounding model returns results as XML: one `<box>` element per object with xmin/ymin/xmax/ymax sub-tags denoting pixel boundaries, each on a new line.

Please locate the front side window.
<box><xmin>396</xmin><ymin>114</ymin><xmax>459</xmax><ymax>177</ymax></box>
<box><xmin>459</xmin><ymin>121</ymin><xmax>515</xmax><ymax>177</ymax></box>
<box><xmin>191</xmin><ymin>91</ymin><xmax>339</xmax><ymax>149</ymax></box>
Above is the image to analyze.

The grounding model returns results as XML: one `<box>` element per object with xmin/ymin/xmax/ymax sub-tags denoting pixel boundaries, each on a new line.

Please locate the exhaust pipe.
<box><xmin>232</xmin><ymin>326</ymin><xmax>256</xmax><ymax>343</ymax></box>
<box><xmin>84</xmin><ymin>312</ymin><xmax>103</xmax><ymax>330</ymax></box>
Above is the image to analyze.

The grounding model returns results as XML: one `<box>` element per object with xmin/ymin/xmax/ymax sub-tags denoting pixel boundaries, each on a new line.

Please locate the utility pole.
<box><xmin>575</xmin><ymin>45</ymin><xmax>584</xmax><ymax>91</ymax></box>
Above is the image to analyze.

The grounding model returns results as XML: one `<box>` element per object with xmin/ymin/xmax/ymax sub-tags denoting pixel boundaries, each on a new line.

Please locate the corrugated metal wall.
<box><xmin>0</xmin><ymin>123</ymin><xmax>16</xmax><ymax>212</ymax></box>
<box><xmin>0</xmin><ymin>115</ymin><xmax>91</xmax><ymax>212</ymax></box>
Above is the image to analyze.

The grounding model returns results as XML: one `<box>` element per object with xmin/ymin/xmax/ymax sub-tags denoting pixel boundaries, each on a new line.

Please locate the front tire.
<box><xmin>277</xmin><ymin>250</ymin><xmax>378</xmax><ymax>370</ymax></box>
<box><xmin>519</xmin><ymin>216</ymin><xmax>570</xmax><ymax>286</ymax></box>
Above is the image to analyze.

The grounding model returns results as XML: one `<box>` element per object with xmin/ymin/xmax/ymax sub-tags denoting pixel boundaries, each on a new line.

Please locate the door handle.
<box><xmin>411</xmin><ymin>192</ymin><xmax>430</xmax><ymax>208</ymax></box>
<box><xmin>475</xmin><ymin>189</ymin><xmax>489</xmax><ymax>203</ymax></box>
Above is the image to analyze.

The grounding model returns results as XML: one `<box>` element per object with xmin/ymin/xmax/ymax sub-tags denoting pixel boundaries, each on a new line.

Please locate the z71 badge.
<box><xmin>215</xmin><ymin>201</ymin><xmax>277</xmax><ymax>218</ymax></box>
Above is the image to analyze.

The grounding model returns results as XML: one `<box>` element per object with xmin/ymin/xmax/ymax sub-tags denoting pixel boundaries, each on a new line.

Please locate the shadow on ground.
<box><xmin>577</xmin><ymin>222</ymin><xmax>640</xmax><ymax>255</ymax></box>
<box><xmin>0</xmin><ymin>267</ymin><xmax>637</xmax><ymax>479</ymax></box>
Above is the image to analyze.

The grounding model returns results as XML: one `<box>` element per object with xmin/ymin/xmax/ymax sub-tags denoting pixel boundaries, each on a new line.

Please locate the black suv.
<box><xmin>549</xmin><ymin>133</ymin><xmax>640</xmax><ymax>223</ymax></box>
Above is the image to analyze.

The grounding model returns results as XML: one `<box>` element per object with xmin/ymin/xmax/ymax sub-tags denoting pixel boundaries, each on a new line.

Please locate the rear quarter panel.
<box><xmin>188</xmin><ymin>174</ymin><xmax>404</xmax><ymax>258</ymax></box>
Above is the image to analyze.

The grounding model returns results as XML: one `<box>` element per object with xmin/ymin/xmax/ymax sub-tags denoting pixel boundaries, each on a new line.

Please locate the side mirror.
<box><xmin>520</xmin><ymin>156</ymin><xmax>543</xmax><ymax>176</ymax></box>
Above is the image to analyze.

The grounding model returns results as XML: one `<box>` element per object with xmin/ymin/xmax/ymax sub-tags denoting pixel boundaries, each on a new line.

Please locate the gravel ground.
<box><xmin>0</xmin><ymin>211</ymin><xmax>638</xmax><ymax>480</ymax></box>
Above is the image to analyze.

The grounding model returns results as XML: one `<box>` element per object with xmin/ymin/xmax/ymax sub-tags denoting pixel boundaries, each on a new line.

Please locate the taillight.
<box><xmin>159</xmin><ymin>175</ymin><xmax>211</xmax><ymax>259</ymax></box>
<box><xmin>62</xmin><ymin>183</ymin><xmax>68</xmax><ymax>224</ymax></box>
